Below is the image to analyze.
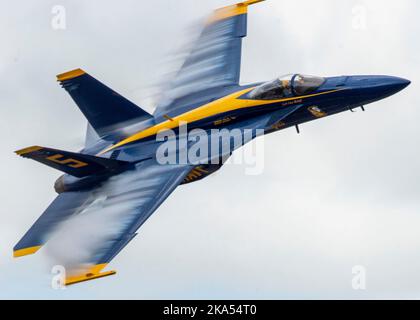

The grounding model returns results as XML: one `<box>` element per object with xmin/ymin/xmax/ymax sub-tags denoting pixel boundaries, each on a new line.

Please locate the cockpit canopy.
<box><xmin>249</xmin><ymin>74</ymin><xmax>325</xmax><ymax>100</ymax></box>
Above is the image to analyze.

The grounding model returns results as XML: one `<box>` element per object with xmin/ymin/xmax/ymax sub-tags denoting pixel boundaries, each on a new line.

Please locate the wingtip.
<box><xmin>65</xmin><ymin>270</ymin><xmax>117</xmax><ymax>286</ymax></box>
<box><xmin>13</xmin><ymin>246</ymin><xmax>42</xmax><ymax>258</ymax></box>
<box><xmin>57</xmin><ymin>68</ymin><xmax>86</xmax><ymax>82</ymax></box>
<box><xmin>210</xmin><ymin>0</ymin><xmax>265</xmax><ymax>24</ymax></box>
<box><xmin>65</xmin><ymin>264</ymin><xmax>116</xmax><ymax>286</ymax></box>
<box><xmin>15</xmin><ymin>146</ymin><xmax>43</xmax><ymax>156</ymax></box>
<box><xmin>241</xmin><ymin>0</ymin><xmax>265</xmax><ymax>6</ymax></box>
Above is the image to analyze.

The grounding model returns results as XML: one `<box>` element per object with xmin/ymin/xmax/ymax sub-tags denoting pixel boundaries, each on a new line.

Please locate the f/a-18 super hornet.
<box><xmin>14</xmin><ymin>0</ymin><xmax>410</xmax><ymax>285</ymax></box>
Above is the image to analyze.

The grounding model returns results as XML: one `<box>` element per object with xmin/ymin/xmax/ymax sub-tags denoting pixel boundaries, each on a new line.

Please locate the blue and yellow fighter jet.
<box><xmin>15</xmin><ymin>0</ymin><xmax>410</xmax><ymax>285</ymax></box>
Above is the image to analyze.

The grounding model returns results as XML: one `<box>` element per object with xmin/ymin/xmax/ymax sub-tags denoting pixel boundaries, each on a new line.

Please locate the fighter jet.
<box><xmin>14</xmin><ymin>0</ymin><xmax>410</xmax><ymax>285</ymax></box>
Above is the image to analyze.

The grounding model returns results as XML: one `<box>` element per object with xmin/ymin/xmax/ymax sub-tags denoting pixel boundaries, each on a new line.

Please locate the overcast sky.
<box><xmin>1</xmin><ymin>0</ymin><xmax>419</xmax><ymax>299</ymax></box>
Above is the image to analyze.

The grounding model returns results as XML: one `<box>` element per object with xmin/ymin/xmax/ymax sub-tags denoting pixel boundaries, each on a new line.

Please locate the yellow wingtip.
<box><xmin>242</xmin><ymin>0</ymin><xmax>265</xmax><ymax>6</ymax></box>
<box><xmin>65</xmin><ymin>264</ymin><xmax>117</xmax><ymax>286</ymax></box>
<box><xmin>15</xmin><ymin>146</ymin><xmax>43</xmax><ymax>156</ymax></box>
<box><xmin>65</xmin><ymin>271</ymin><xmax>117</xmax><ymax>286</ymax></box>
<box><xmin>209</xmin><ymin>0</ymin><xmax>265</xmax><ymax>24</ymax></box>
<box><xmin>13</xmin><ymin>245</ymin><xmax>42</xmax><ymax>258</ymax></box>
<box><xmin>57</xmin><ymin>68</ymin><xmax>86</xmax><ymax>81</ymax></box>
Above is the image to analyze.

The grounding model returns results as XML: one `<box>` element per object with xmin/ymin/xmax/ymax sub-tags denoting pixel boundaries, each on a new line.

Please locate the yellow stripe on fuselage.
<box><xmin>98</xmin><ymin>88</ymin><xmax>341</xmax><ymax>155</ymax></box>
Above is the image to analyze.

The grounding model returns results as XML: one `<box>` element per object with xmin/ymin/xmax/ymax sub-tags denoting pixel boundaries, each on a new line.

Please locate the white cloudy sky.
<box><xmin>0</xmin><ymin>0</ymin><xmax>419</xmax><ymax>299</ymax></box>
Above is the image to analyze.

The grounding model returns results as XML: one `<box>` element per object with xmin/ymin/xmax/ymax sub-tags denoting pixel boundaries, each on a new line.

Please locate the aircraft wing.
<box><xmin>14</xmin><ymin>159</ymin><xmax>192</xmax><ymax>285</ymax></box>
<box><xmin>14</xmin><ymin>191</ymin><xmax>94</xmax><ymax>258</ymax></box>
<box><xmin>154</xmin><ymin>0</ymin><xmax>265</xmax><ymax>119</ymax></box>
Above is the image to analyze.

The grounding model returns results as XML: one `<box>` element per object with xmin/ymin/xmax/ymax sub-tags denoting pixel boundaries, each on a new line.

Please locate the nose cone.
<box><xmin>377</xmin><ymin>76</ymin><xmax>411</xmax><ymax>93</ymax></box>
<box><xmin>348</xmin><ymin>75</ymin><xmax>410</xmax><ymax>103</ymax></box>
<box><xmin>396</xmin><ymin>77</ymin><xmax>411</xmax><ymax>88</ymax></box>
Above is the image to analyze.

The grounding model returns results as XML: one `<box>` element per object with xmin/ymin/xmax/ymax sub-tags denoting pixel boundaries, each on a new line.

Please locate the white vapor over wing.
<box><xmin>156</xmin><ymin>13</ymin><xmax>241</xmax><ymax>115</ymax></box>
<box><xmin>45</xmin><ymin>161</ymin><xmax>190</xmax><ymax>276</ymax></box>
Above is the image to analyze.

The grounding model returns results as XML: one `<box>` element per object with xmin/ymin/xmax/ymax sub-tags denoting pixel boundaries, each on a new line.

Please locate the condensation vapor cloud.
<box><xmin>45</xmin><ymin>161</ymin><xmax>187</xmax><ymax>276</ymax></box>
<box><xmin>156</xmin><ymin>8</ymin><xmax>240</xmax><ymax>115</ymax></box>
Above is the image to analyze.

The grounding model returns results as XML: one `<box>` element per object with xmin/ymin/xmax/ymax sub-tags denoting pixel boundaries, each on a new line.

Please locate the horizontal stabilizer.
<box><xmin>15</xmin><ymin>146</ymin><xmax>129</xmax><ymax>178</ymax></box>
<box><xmin>57</xmin><ymin>68</ymin><xmax>152</xmax><ymax>138</ymax></box>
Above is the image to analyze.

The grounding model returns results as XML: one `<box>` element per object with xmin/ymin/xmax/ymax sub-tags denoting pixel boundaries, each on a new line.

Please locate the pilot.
<box><xmin>281</xmin><ymin>79</ymin><xmax>292</xmax><ymax>97</ymax></box>
<box><xmin>293</xmin><ymin>75</ymin><xmax>307</xmax><ymax>95</ymax></box>
<box><xmin>295</xmin><ymin>75</ymin><xmax>306</xmax><ymax>87</ymax></box>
